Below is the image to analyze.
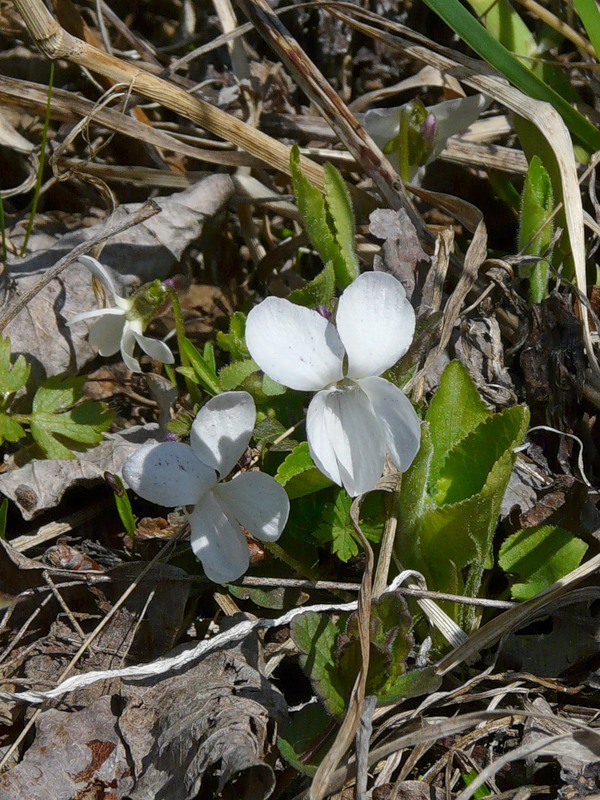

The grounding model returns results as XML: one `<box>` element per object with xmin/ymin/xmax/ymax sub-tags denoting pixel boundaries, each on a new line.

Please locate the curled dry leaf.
<box><xmin>0</xmin><ymin>423</ymin><xmax>159</xmax><ymax>519</ymax></box>
<box><xmin>2</xmin><ymin>175</ymin><xmax>233</xmax><ymax>379</ymax></box>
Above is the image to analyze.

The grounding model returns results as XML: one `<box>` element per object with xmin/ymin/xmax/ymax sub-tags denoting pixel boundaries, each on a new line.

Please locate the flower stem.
<box><xmin>20</xmin><ymin>62</ymin><xmax>54</xmax><ymax>257</ymax></box>
<box><xmin>166</xmin><ymin>286</ymin><xmax>202</xmax><ymax>406</ymax></box>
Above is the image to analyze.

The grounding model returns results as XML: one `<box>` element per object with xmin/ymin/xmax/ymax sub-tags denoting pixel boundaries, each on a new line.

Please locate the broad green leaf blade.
<box><xmin>426</xmin><ymin>361</ymin><xmax>491</xmax><ymax>486</ymax></box>
<box><xmin>572</xmin><ymin>0</ymin><xmax>600</xmax><ymax>61</ymax></box>
<box><xmin>0</xmin><ymin>336</ymin><xmax>30</xmax><ymax>402</ymax></box>
<box><xmin>422</xmin><ymin>0</ymin><xmax>600</xmax><ymax>152</ymax></box>
<box><xmin>291</xmin><ymin>611</ymin><xmax>348</xmax><ymax>717</ymax></box>
<box><xmin>289</xmin><ymin>260</ymin><xmax>336</xmax><ymax>308</ymax></box>
<box><xmin>275</xmin><ymin>442</ymin><xmax>333</xmax><ymax>499</ymax></box>
<box><xmin>112</xmin><ymin>474</ymin><xmax>136</xmax><ymax>536</ymax></box>
<box><xmin>499</xmin><ymin>524</ymin><xmax>588</xmax><ymax>600</ymax></box>
<box><xmin>434</xmin><ymin>405</ymin><xmax>529</xmax><ymax>506</ymax></box>
<box><xmin>261</xmin><ymin>374</ymin><xmax>286</xmax><ymax>396</ymax></box>
<box><xmin>278</xmin><ymin>702</ymin><xmax>332</xmax><ymax>777</ymax></box>
<box><xmin>324</xmin><ymin>163</ymin><xmax>359</xmax><ymax>287</ymax></box>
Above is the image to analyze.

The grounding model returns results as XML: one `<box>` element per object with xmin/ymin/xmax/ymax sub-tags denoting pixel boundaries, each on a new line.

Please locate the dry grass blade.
<box><xmin>308</xmin><ymin>495</ymin><xmax>374</xmax><ymax>800</ymax></box>
<box><xmin>11</xmin><ymin>0</ymin><xmax>327</xmax><ymax>189</ymax></box>
<box><xmin>234</xmin><ymin>0</ymin><xmax>426</xmax><ymax>235</ymax></box>
<box><xmin>327</xmin><ymin>2</ymin><xmax>599</xmax><ymax>379</ymax></box>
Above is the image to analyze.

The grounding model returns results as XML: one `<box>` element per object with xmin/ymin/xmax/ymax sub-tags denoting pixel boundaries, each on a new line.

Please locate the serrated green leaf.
<box><xmin>275</xmin><ymin>441</ymin><xmax>333</xmax><ymax>499</ymax></box>
<box><xmin>217</xmin><ymin>311</ymin><xmax>250</xmax><ymax>360</ymax></box>
<box><xmin>324</xmin><ymin>163</ymin><xmax>359</xmax><ymax>287</ymax></box>
<box><xmin>426</xmin><ymin>361</ymin><xmax>491</xmax><ymax>486</ymax></box>
<box><xmin>288</xmin><ymin>260</ymin><xmax>336</xmax><ymax>308</ymax></box>
<box><xmin>0</xmin><ymin>413</ymin><xmax>26</xmax><ymax>445</ymax></box>
<box><xmin>30</xmin><ymin>376</ymin><xmax>112</xmax><ymax>460</ymax></box>
<box><xmin>219</xmin><ymin>358</ymin><xmax>259</xmax><ymax>391</ymax></box>
<box><xmin>228</xmin><ymin>583</ymin><xmax>307</xmax><ymax>610</ymax></box>
<box><xmin>0</xmin><ymin>336</ymin><xmax>30</xmax><ymax>403</ymax></box>
<box><xmin>181</xmin><ymin>338</ymin><xmax>220</xmax><ymax>395</ymax></box>
<box><xmin>314</xmin><ymin>490</ymin><xmax>383</xmax><ymax>562</ymax></box>
<box><xmin>499</xmin><ymin>525</ymin><xmax>588</xmax><ymax>601</ymax></box>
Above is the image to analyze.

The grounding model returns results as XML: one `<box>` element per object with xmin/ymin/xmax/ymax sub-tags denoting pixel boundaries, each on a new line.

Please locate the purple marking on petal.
<box><xmin>162</xmin><ymin>432</ymin><xmax>179</xmax><ymax>442</ymax></box>
<box><xmin>162</xmin><ymin>278</ymin><xmax>176</xmax><ymax>288</ymax></box>
<box><xmin>316</xmin><ymin>305</ymin><xmax>332</xmax><ymax>321</ymax></box>
<box><xmin>421</xmin><ymin>113</ymin><xmax>437</xmax><ymax>146</ymax></box>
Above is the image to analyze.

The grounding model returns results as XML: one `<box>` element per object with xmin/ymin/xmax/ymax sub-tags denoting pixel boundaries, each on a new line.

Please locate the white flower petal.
<box><xmin>246</xmin><ymin>297</ymin><xmax>344</xmax><ymax>391</ymax></box>
<box><xmin>336</xmin><ymin>272</ymin><xmax>415</xmax><ymax>379</ymax></box>
<box><xmin>427</xmin><ymin>94</ymin><xmax>491</xmax><ymax>159</ymax></box>
<box><xmin>307</xmin><ymin>384</ymin><xmax>385</xmax><ymax>496</ymax></box>
<box><xmin>190</xmin><ymin>392</ymin><xmax>255</xmax><ymax>479</ymax></box>
<box><xmin>120</xmin><ymin>325</ymin><xmax>142</xmax><ymax>373</ymax></box>
<box><xmin>78</xmin><ymin>255</ymin><xmax>130</xmax><ymax>308</ymax></box>
<box><xmin>122</xmin><ymin>441</ymin><xmax>216</xmax><ymax>507</ymax></box>
<box><xmin>89</xmin><ymin>313</ymin><xmax>126</xmax><ymax>357</ymax></box>
<box><xmin>359</xmin><ymin>376</ymin><xmax>421</xmax><ymax>472</ymax></box>
<box><xmin>68</xmin><ymin>308</ymin><xmax>125</xmax><ymax>326</ymax></box>
<box><xmin>188</xmin><ymin>491</ymin><xmax>250</xmax><ymax>583</ymax></box>
<box><xmin>360</xmin><ymin>106</ymin><xmax>402</xmax><ymax>152</ymax></box>
<box><xmin>132</xmin><ymin>331</ymin><xmax>175</xmax><ymax>365</ymax></box>
<box><xmin>214</xmin><ymin>471</ymin><xmax>289</xmax><ymax>542</ymax></box>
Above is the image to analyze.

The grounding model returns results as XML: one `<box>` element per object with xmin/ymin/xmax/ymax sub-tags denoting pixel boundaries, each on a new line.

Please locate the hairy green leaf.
<box><xmin>275</xmin><ymin>441</ymin><xmax>333</xmax><ymax>499</ymax></box>
<box><xmin>289</xmin><ymin>260</ymin><xmax>336</xmax><ymax>308</ymax></box>
<box><xmin>0</xmin><ymin>336</ymin><xmax>30</xmax><ymax>404</ymax></box>
<box><xmin>499</xmin><ymin>524</ymin><xmax>588</xmax><ymax>600</ymax></box>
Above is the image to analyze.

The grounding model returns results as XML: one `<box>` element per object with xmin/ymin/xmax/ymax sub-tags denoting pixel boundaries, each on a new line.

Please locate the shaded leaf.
<box><xmin>275</xmin><ymin>442</ymin><xmax>333</xmax><ymax>499</ymax></box>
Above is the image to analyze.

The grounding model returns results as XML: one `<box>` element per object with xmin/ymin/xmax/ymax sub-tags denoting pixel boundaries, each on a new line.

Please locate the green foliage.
<box><xmin>314</xmin><ymin>490</ymin><xmax>384</xmax><ymax>562</ymax></box>
<box><xmin>518</xmin><ymin>155</ymin><xmax>554</xmax><ymax>304</ymax></box>
<box><xmin>111</xmin><ymin>474</ymin><xmax>136</xmax><ymax>536</ymax></box>
<box><xmin>278</xmin><ymin>701</ymin><xmax>332</xmax><ymax>776</ymax></box>
<box><xmin>499</xmin><ymin>525</ymin><xmax>588</xmax><ymax>600</ymax></box>
<box><xmin>289</xmin><ymin>260</ymin><xmax>336</xmax><ymax>308</ymax></box>
<box><xmin>291</xmin><ymin>592</ymin><xmax>440</xmax><ymax>717</ymax></box>
<box><xmin>253</xmin><ymin>416</ymin><xmax>297</xmax><ymax>454</ymax></box>
<box><xmin>275</xmin><ymin>441</ymin><xmax>333</xmax><ymax>499</ymax></box>
<box><xmin>0</xmin><ymin>338</ymin><xmax>112</xmax><ymax>459</ymax></box>
<box><xmin>290</xmin><ymin>145</ymin><xmax>358</xmax><ymax>295</ymax></box>
<box><xmin>217</xmin><ymin>311</ymin><xmax>250</xmax><ymax>360</ymax></box>
<box><xmin>395</xmin><ymin>361</ymin><xmax>529</xmax><ymax>630</ymax></box>
<box><xmin>29</xmin><ymin>376</ymin><xmax>112</xmax><ymax>460</ymax></box>
<box><xmin>218</xmin><ymin>358</ymin><xmax>259</xmax><ymax>391</ymax></box>
<box><xmin>180</xmin><ymin>337</ymin><xmax>220</xmax><ymax>395</ymax></box>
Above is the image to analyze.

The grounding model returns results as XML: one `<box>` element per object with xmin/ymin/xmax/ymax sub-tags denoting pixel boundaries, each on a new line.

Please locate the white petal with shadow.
<box><xmin>133</xmin><ymin>331</ymin><xmax>175</xmax><ymax>364</ymax></box>
<box><xmin>120</xmin><ymin>325</ymin><xmax>142</xmax><ymax>373</ymax></box>
<box><xmin>307</xmin><ymin>384</ymin><xmax>385</xmax><ymax>496</ymax></box>
<box><xmin>359</xmin><ymin>376</ymin><xmax>421</xmax><ymax>472</ymax></box>
<box><xmin>122</xmin><ymin>441</ymin><xmax>216</xmax><ymax>507</ymax></box>
<box><xmin>188</xmin><ymin>491</ymin><xmax>250</xmax><ymax>583</ymax></box>
<box><xmin>246</xmin><ymin>297</ymin><xmax>344</xmax><ymax>391</ymax></box>
<box><xmin>190</xmin><ymin>391</ymin><xmax>255</xmax><ymax>478</ymax></box>
<box><xmin>88</xmin><ymin>313</ymin><xmax>126</xmax><ymax>357</ymax></box>
<box><xmin>336</xmin><ymin>272</ymin><xmax>415</xmax><ymax>380</ymax></box>
<box><xmin>214</xmin><ymin>471</ymin><xmax>289</xmax><ymax>542</ymax></box>
<box><xmin>78</xmin><ymin>255</ymin><xmax>131</xmax><ymax>309</ymax></box>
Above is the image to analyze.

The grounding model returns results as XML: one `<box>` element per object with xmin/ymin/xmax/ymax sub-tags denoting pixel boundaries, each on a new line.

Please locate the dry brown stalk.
<box><xmin>11</xmin><ymin>0</ymin><xmax>328</xmax><ymax>190</ymax></box>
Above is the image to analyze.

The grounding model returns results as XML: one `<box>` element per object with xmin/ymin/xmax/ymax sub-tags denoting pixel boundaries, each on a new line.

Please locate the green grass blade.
<box><xmin>572</xmin><ymin>0</ymin><xmax>600</xmax><ymax>61</ymax></box>
<box><xmin>421</xmin><ymin>0</ymin><xmax>600</xmax><ymax>153</ymax></box>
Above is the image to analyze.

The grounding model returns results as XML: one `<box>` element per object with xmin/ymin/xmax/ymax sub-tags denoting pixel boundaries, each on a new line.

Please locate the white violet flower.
<box><xmin>246</xmin><ymin>272</ymin><xmax>421</xmax><ymax>497</ymax></box>
<box><xmin>68</xmin><ymin>255</ymin><xmax>174</xmax><ymax>373</ymax></box>
<box><xmin>360</xmin><ymin>94</ymin><xmax>490</xmax><ymax>180</ymax></box>
<box><xmin>122</xmin><ymin>391</ymin><xmax>290</xmax><ymax>583</ymax></box>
